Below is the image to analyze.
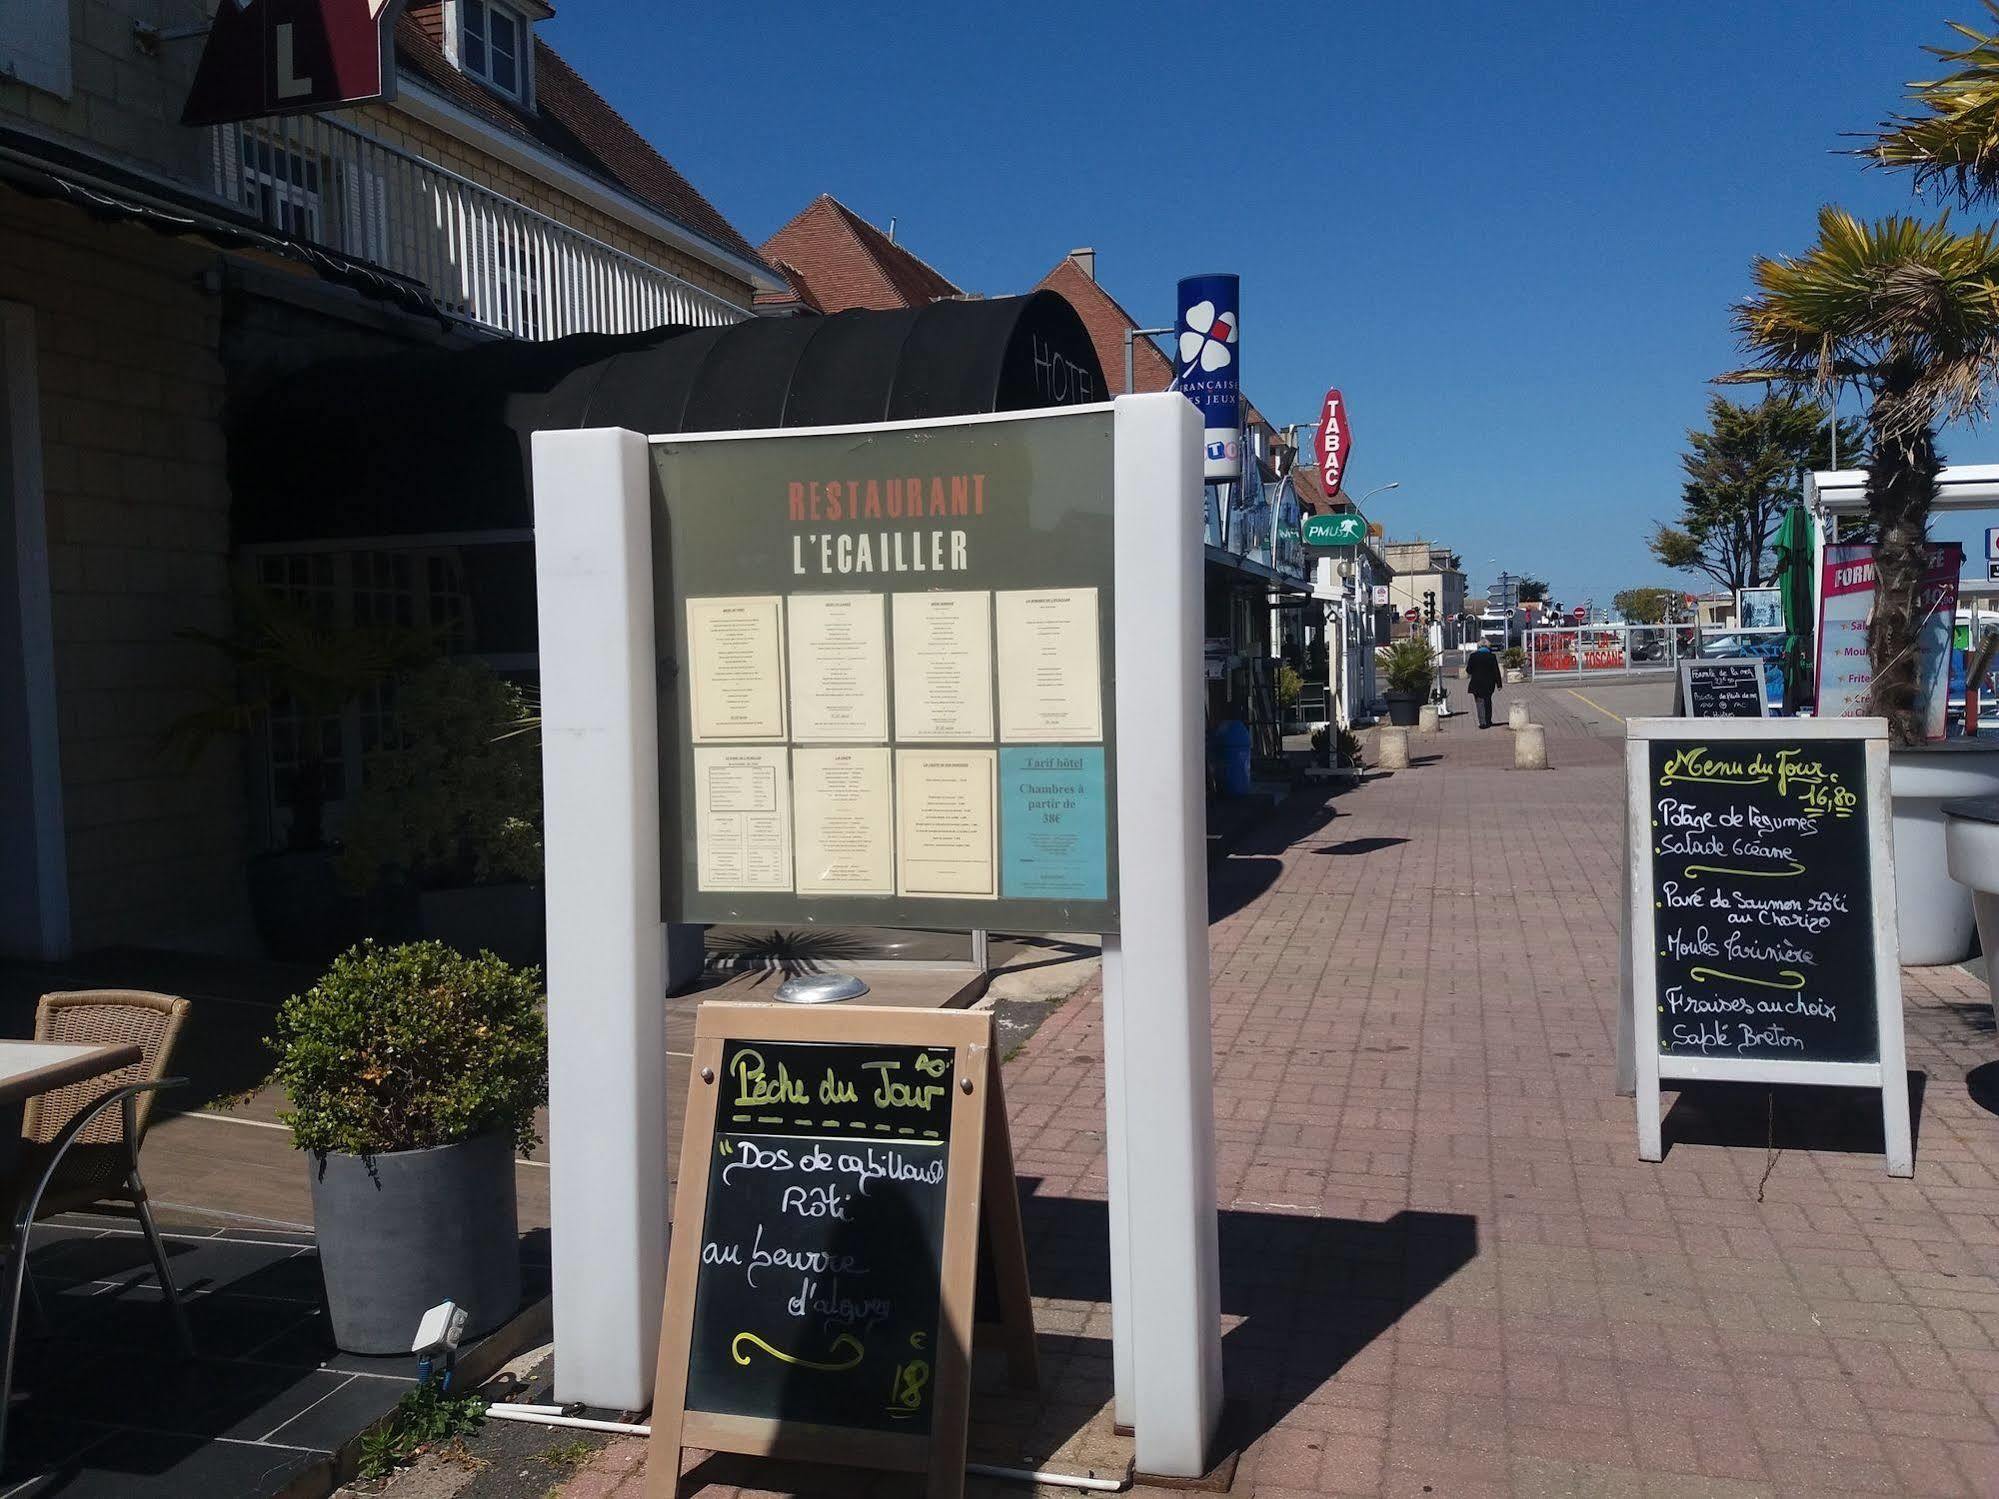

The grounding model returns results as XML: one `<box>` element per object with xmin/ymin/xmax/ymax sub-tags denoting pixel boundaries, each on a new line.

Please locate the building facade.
<box><xmin>1383</xmin><ymin>538</ymin><xmax>1466</xmax><ymax>640</ymax></box>
<box><xmin>0</xmin><ymin>0</ymin><xmax>774</xmax><ymax>958</ymax></box>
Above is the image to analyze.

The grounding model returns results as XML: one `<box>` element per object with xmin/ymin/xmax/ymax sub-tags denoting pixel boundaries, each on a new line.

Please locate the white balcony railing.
<box><xmin>211</xmin><ymin>116</ymin><xmax>750</xmax><ymax>339</ymax></box>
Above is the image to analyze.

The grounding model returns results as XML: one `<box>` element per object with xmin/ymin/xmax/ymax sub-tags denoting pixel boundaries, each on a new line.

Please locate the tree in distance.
<box><xmin>1515</xmin><ymin>577</ymin><xmax>1549</xmax><ymax>603</ymax></box>
<box><xmin>1614</xmin><ymin>587</ymin><xmax>1681</xmax><ymax>625</ymax></box>
<box><xmin>1648</xmin><ymin>392</ymin><xmax>1863</xmax><ymax>592</ymax></box>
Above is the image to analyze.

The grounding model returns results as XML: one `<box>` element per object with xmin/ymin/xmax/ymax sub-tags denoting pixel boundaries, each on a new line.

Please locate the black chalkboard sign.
<box><xmin>1648</xmin><ymin>736</ymin><xmax>1876</xmax><ymax>1061</ymax></box>
<box><xmin>686</xmin><ymin>1036</ymin><xmax>956</xmax><ymax>1434</ymax></box>
<box><xmin>1625</xmin><ymin>720</ymin><xmax>1912</xmax><ymax>1176</ymax></box>
<box><xmin>651</xmin><ymin>1004</ymin><xmax>1034</xmax><ymax>1498</ymax></box>
<box><xmin>1677</xmin><ymin>658</ymin><xmax>1770</xmax><ymax>719</ymax></box>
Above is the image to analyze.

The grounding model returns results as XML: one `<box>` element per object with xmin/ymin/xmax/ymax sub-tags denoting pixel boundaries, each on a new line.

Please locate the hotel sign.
<box><xmin>182</xmin><ymin>0</ymin><xmax>402</xmax><ymax>127</ymax></box>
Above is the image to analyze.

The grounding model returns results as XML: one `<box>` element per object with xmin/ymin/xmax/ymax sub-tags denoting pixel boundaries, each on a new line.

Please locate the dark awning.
<box><xmin>534</xmin><ymin>291</ymin><xmax>1106</xmax><ymax>435</ymax></box>
<box><xmin>0</xmin><ymin>124</ymin><xmax>443</xmax><ymax>321</ymax></box>
<box><xmin>233</xmin><ymin>293</ymin><xmax>1109</xmax><ymax>544</ymax></box>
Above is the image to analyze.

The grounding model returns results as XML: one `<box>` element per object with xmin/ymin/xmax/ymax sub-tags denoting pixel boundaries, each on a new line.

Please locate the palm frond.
<box><xmin>1869</xmin><ymin>1</ymin><xmax>1999</xmax><ymax>205</ymax></box>
<box><xmin>1729</xmin><ymin>206</ymin><xmax>1999</xmax><ymax>432</ymax></box>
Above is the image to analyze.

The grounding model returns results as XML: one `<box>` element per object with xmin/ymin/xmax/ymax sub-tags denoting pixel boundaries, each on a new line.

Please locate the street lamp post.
<box><xmin>1124</xmin><ymin>326</ymin><xmax>1174</xmax><ymax>394</ymax></box>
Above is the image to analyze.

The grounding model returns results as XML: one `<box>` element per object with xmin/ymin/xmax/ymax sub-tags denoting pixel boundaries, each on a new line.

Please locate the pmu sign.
<box><xmin>1302</xmin><ymin>512</ymin><xmax>1367</xmax><ymax>548</ymax></box>
<box><xmin>182</xmin><ymin>0</ymin><xmax>402</xmax><ymax>127</ymax></box>
<box><xmin>1314</xmin><ymin>388</ymin><xmax>1352</xmax><ymax>499</ymax></box>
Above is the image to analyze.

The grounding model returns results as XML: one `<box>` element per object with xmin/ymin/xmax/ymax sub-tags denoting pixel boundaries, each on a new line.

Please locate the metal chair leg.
<box><xmin>128</xmin><ymin>1176</ymin><xmax>192</xmax><ymax>1359</ymax></box>
<box><xmin>19</xmin><ymin>1262</ymin><xmax>44</xmax><ymax>1335</ymax></box>
<box><xmin>0</xmin><ymin>1205</ymin><xmax>39</xmax><ymax>1475</ymax></box>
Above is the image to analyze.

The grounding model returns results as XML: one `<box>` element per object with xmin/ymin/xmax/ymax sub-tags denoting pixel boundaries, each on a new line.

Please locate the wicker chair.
<box><xmin>2</xmin><ymin>991</ymin><xmax>195</xmax><ymax>1367</ymax></box>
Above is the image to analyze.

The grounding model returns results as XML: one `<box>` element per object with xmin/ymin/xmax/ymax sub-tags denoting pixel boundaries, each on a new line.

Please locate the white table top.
<box><xmin>0</xmin><ymin>1040</ymin><xmax>143</xmax><ymax>1106</ymax></box>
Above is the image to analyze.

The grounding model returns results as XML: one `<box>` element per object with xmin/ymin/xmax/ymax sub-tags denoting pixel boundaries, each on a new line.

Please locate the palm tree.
<box><xmin>1729</xmin><ymin>206</ymin><xmax>1999</xmax><ymax>744</ymax></box>
<box><xmin>1870</xmin><ymin>2</ymin><xmax>1999</xmax><ymax>204</ymax></box>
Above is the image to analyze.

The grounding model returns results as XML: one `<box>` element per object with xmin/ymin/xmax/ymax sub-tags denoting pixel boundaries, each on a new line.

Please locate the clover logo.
<box><xmin>1178</xmin><ymin>300</ymin><xmax>1237</xmax><ymax>375</ymax></box>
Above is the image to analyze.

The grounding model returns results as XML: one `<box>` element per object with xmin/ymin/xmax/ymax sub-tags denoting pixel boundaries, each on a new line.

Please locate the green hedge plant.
<box><xmin>271</xmin><ymin>941</ymin><xmax>548</xmax><ymax>1157</ymax></box>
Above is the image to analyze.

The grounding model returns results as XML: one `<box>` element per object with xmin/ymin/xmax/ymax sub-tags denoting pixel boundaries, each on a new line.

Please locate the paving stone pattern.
<box><xmin>562</xmin><ymin>687</ymin><xmax>1999</xmax><ymax>1497</ymax></box>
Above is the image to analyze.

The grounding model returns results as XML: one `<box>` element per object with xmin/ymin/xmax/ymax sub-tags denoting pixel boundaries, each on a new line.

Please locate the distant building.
<box><xmin>1382</xmin><ymin>539</ymin><xmax>1467</xmax><ymax>638</ymax></box>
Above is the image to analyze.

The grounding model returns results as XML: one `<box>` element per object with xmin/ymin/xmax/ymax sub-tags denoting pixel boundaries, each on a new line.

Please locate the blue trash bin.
<box><xmin>1213</xmin><ymin>720</ymin><xmax>1252</xmax><ymax>798</ymax></box>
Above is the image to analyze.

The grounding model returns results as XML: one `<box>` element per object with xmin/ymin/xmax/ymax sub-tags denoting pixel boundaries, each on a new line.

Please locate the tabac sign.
<box><xmin>182</xmin><ymin>0</ymin><xmax>402</xmax><ymax>127</ymax></box>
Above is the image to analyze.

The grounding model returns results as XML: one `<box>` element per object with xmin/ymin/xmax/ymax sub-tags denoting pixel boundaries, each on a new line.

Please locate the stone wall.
<box><xmin>2</xmin><ymin>193</ymin><xmax>252</xmax><ymax>952</ymax></box>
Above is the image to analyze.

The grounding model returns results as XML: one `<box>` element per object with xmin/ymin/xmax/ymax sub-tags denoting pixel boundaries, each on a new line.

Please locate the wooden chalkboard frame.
<box><xmin>1624</xmin><ymin>718</ymin><xmax>1912</xmax><ymax>1176</ymax></box>
<box><xmin>1675</xmin><ymin>657</ymin><xmax>1771</xmax><ymax>719</ymax></box>
<box><xmin>646</xmin><ymin>1003</ymin><xmax>1032</xmax><ymax>1498</ymax></box>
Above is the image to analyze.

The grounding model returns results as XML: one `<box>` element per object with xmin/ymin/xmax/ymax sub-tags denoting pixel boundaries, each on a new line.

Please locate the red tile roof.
<box><xmin>758</xmin><ymin>195</ymin><xmax>964</xmax><ymax>313</ymax></box>
<box><xmin>393</xmin><ymin>5</ymin><xmax>766</xmax><ymax>275</ymax></box>
<box><xmin>1035</xmin><ymin>255</ymin><xmax>1175</xmax><ymax>395</ymax></box>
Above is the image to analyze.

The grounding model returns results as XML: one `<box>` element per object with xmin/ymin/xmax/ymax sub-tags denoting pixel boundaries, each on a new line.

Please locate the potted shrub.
<box><xmin>1501</xmin><ymin>646</ymin><xmax>1527</xmax><ymax>683</ymax></box>
<box><xmin>1375</xmin><ymin>638</ymin><xmax>1436</xmax><ymax>726</ymax></box>
<box><xmin>272</xmin><ymin>941</ymin><xmax>548</xmax><ymax>1355</ymax></box>
<box><xmin>165</xmin><ymin>581</ymin><xmax>429</xmax><ymax>960</ymax></box>
<box><xmin>339</xmin><ymin>661</ymin><xmax>544</xmax><ymax>965</ymax></box>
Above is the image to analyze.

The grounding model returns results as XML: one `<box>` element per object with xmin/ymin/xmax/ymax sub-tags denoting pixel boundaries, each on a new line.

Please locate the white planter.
<box><xmin>1944</xmin><ymin>800</ymin><xmax>1999</xmax><ymax>1029</ymax></box>
<box><xmin>1890</xmin><ymin>744</ymin><xmax>1999</xmax><ymax>965</ymax></box>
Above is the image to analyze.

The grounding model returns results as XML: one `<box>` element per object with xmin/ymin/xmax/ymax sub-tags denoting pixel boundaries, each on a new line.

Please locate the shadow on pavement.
<box><xmin>1209</xmin><ymin>858</ymin><xmax>1281</xmax><ymax>922</ymax></box>
<box><xmin>1312</xmin><ymin>837</ymin><xmax>1410</xmax><ymax>857</ymax></box>
<box><xmin>1660</xmin><ymin>1074</ymin><xmax>1927</xmax><ymax>1159</ymax></box>
<box><xmin>1964</xmin><ymin>1061</ymin><xmax>1999</xmax><ymax>1117</ymax></box>
<box><xmin>1014</xmin><ymin>1185</ymin><xmax>1476</xmax><ymax>1467</ymax></box>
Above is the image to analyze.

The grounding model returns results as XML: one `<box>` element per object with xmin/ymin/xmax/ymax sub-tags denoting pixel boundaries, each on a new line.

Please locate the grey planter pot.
<box><xmin>309</xmin><ymin>1131</ymin><xmax>521</xmax><ymax>1356</ymax></box>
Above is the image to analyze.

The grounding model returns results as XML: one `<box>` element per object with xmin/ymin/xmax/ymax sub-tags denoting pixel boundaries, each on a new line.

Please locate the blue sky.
<box><xmin>545</xmin><ymin>2</ymin><xmax>1999</xmax><ymax>610</ymax></box>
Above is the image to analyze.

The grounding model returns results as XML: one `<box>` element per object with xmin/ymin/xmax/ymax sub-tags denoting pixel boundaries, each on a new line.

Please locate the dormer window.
<box><xmin>462</xmin><ymin>0</ymin><xmax>525</xmax><ymax>98</ymax></box>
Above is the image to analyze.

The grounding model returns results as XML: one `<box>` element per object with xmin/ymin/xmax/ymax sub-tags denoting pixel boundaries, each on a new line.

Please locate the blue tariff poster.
<box><xmin>1000</xmin><ymin>747</ymin><xmax>1108</xmax><ymax>901</ymax></box>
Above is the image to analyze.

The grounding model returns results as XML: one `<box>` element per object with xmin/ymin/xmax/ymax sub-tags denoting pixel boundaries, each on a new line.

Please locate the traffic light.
<box><xmin>1423</xmin><ymin>590</ymin><xmax>1436</xmax><ymax>623</ymax></box>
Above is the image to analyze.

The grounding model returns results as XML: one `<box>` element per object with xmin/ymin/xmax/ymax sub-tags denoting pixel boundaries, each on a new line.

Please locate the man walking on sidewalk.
<box><xmin>1465</xmin><ymin>638</ymin><xmax>1503</xmax><ymax>727</ymax></box>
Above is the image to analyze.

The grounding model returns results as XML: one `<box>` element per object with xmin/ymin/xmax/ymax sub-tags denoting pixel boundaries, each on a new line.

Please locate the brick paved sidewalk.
<box><xmin>558</xmin><ymin>687</ymin><xmax>1999</xmax><ymax>1497</ymax></box>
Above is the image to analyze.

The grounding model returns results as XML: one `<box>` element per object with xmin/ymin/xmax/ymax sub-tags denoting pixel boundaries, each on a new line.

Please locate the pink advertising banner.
<box><xmin>1815</xmin><ymin>541</ymin><xmax>1962</xmax><ymax>739</ymax></box>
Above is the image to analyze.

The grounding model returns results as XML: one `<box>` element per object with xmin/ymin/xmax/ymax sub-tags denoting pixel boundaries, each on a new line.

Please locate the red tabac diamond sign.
<box><xmin>182</xmin><ymin>0</ymin><xmax>402</xmax><ymax>127</ymax></box>
<box><xmin>1313</xmin><ymin>387</ymin><xmax>1352</xmax><ymax>500</ymax></box>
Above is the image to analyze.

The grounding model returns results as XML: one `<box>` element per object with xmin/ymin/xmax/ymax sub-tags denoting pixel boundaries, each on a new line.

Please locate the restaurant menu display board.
<box><xmin>1815</xmin><ymin>542</ymin><xmax>1961</xmax><ymax>740</ymax></box>
<box><xmin>1624</xmin><ymin>719</ymin><xmax>1911</xmax><ymax>1175</ymax></box>
<box><xmin>1676</xmin><ymin>658</ymin><xmax>1770</xmax><ymax>719</ymax></box>
<box><xmin>649</xmin><ymin>1005</ymin><xmax>1035</xmax><ymax>1499</ymax></box>
<box><xmin>651</xmin><ymin>413</ymin><xmax>1119</xmax><ymax>931</ymax></box>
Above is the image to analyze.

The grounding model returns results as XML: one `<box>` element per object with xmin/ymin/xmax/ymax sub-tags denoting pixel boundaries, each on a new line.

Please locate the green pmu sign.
<box><xmin>1302</xmin><ymin>512</ymin><xmax>1367</xmax><ymax>548</ymax></box>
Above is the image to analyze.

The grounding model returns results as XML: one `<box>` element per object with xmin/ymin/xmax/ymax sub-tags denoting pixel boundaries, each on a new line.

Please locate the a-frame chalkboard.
<box><xmin>1624</xmin><ymin>718</ymin><xmax>1912</xmax><ymax>1175</ymax></box>
<box><xmin>1675</xmin><ymin>657</ymin><xmax>1771</xmax><ymax>719</ymax></box>
<box><xmin>647</xmin><ymin>1004</ymin><xmax>1035</xmax><ymax>1498</ymax></box>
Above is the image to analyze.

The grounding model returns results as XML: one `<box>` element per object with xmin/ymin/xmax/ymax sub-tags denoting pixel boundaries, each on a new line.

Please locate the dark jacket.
<box><xmin>1465</xmin><ymin>648</ymin><xmax>1503</xmax><ymax>697</ymax></box>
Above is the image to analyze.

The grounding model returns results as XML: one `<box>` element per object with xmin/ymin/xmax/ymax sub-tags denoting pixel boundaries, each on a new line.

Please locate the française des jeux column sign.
<box><xmin>1626</xmin><ymin>719</ymin><xmax>1912</xmax><ymax>1176</ymax></box>
<box><xmin>649</xmin><ymin>1004</ymin><xmax>1030</xmax><ymax>1499</ymax></box>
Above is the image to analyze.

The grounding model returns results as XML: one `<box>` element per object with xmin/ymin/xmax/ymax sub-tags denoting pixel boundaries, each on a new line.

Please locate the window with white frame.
<box><xmin>236</xmin><ymin>130</ymin><xmax>325</xmax><ymax>241</ymax></box>
<box><xmin>462</xmin><ymin>0</ymin><xmax>527</xmax><ymax>99</ymax></box>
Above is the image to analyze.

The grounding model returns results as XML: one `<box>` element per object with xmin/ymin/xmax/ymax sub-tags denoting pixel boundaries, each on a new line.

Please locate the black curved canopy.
<box><xmin>232</xmin><ymin>292</ymin><xmax>1107</xmax><ymax>544</ymax></box>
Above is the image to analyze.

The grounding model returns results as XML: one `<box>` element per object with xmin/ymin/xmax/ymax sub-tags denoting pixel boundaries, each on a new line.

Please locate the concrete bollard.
<box><xmin>1377</xmin><ymin>728</ymin><xmax>1410</xmax><ymax>769</ymax></box>
<box><xmin>1514</xmin><ymin>722</ymin><xmax>1548</xmax><ymax>769</ymax></box>
<box><xmin>1508</xmin><ymin>700</ymin><xmax>1529</xmax><ymax>730</ymax></box>
<box><xmin>1416</xmin><ymin>704</ymin><xmax>1440</xmax><ymax>734</ymax></box>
